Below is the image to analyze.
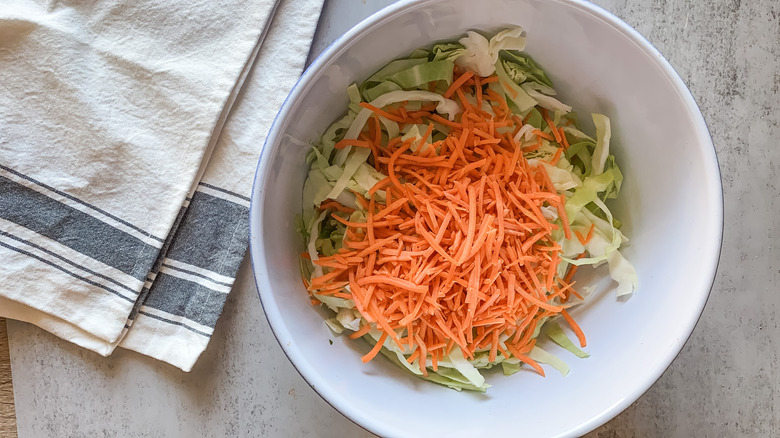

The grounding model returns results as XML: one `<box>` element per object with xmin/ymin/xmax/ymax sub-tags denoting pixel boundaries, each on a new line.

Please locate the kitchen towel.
<box><xmin>0</xmin><ymin>0</ymin><xmax>324</xmax><ymax>371</ymax></box>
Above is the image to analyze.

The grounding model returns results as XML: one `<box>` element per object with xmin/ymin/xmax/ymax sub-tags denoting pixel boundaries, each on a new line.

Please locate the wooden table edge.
<box><xmin>0</xmin><ymin>317</ymin><xmax>18</xmax><ymax>438</ymax></box>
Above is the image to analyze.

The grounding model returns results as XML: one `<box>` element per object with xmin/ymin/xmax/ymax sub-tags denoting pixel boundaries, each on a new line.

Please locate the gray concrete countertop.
<box><xmin>8</xmin><ymin>0</ymin><xmax>780</xmax><ymax>436</ymax></box>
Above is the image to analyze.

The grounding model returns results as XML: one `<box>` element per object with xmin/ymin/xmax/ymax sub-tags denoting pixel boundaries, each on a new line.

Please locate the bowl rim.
<box><xmin>248</xmin><ymin>0</ymin><xmax>724</xmax><ymax>436</ymax></box>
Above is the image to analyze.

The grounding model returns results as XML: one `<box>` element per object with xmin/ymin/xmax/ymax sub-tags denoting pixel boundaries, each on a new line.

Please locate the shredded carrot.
<box><xmin>362</xmin><ymin>332</ymin><xmax>388</xmax><ymax>363</ymax></box>
<box><xmin>584</xmin><ymin>223</ymin><xmax>596</xmax><ymax>244</ymax></box>
<box><xmin>306</xmin><ymin>70</ymin><xmax>587</xmax><ymax>376</ymax></box>
<box><xmin>574</xmin><ymin>230</ymin><xmax>587</xmax><ymax>245</ymax></box>
<box><xmin>502</xmin><ymin>81</ymin><xmax>518</xmax><ymax>98</ymax></box>
<box><xmin>444</xmin><ymin>71</ymin><xmax>475</xmax><ymax>98</ymax></box>
<box><xmin>559</xmin><ymin>127</ymin><xmax>570</xmax><ymax>149</ymax></box>
<box><xmin>335</xmin><ymin>138</ymin><xmax>372</xmax><ymax>150</ymax></box>
<box><xmin>474</xmin><ymin>76</ymin><xmax>483</xmax><ymax>108</ymax></box>
<box><xmin>549</xmin><ymin>147</ymin><xmax>563</xmax><ymax>166</ymax></box>
<box><xmin>533</xmin><ymin>129</ymin><xmax>554</xmax><ymax>141</ymax></box>
<box><xmin>542</xmin><ymin>109</ymin><xmax>562</xmax><ymax>144</ymax></box>
<box><xmin>349</xmin><ymin>324</ymin><xmax>372</xmax><ymax>339</ymax></box>
<box><xmin>516</xmin><ymin>353</ymin><xmax>545</xmax><ymax>377</ymax></box>
<box><xmin>562</xmin><ymin>252</ymin><xmax>586</xmax><ymax>284</ymax></box>
<box><xmin>359</xmin><ymin>102</ymin><xmax>407</xmax><ymax>123</ymax></box>
<box><xmin>319</xmin><ymin>200</ymin><xmax>355</xmax><ymax>214</ymax></box>
<box><xmin>561</xmin><ymin>309</ymin><xmax>586</xmax><ymax>348</ymax></box>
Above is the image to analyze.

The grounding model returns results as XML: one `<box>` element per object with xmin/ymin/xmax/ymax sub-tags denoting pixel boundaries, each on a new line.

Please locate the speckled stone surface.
<box><xmin>8</xmin><ymin>0</ymin><xmax>780</xmax><ymax>436</ymax></box>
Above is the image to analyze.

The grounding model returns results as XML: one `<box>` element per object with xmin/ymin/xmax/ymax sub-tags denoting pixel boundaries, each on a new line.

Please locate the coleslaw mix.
<box><xmin>296</xmin><ymin>27</ymin><xmax>637</xmax><ymax>391</ymax></box>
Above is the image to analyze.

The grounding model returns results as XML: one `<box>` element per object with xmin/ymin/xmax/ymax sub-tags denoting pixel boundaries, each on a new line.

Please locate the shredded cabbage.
<box><xmin>298</xmin><ymin>26</ymin><xmax>637</xmax><ymax>392</ymax></box>
<box><xmin>591</xmin><ymin>113</ymin><xmax>612</xmax><ymax>175</ymax></box>
<box><xmin>528</xmin><ymin>346</ymin><xmax>570</xmax><ymax>377</ymax></box>
<box><xmin>455</xmin><ymin>27</ymin><xmax>526</xmax><ymax>77</ymax></box>
<box><xmin>447</xmin><ymin>345</ymin><xmax>487</xmax><ymax>389</ymax></box>
<box><xmin>495</xmin><ymin>59</ymin><xmax>537</xmax><ymax>112</ymax></box>
<box><xmin>522</xmin><ymin>83</ymin><xmax>572</xmax><ymax>113</ymax></box>
<box><xmin>545</xmin><ymin>322</ymin><xmax>590</xmax><ymax>358</ymax></box>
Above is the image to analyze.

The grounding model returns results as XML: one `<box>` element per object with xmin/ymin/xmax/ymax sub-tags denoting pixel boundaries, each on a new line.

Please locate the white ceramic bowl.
<box><xmin>249</xmin><ymin>0</ymin><xmax>723</xmax><ymax>436</ymax></box>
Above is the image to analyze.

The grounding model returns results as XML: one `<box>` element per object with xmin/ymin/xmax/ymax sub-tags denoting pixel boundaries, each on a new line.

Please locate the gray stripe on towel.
<box><xmin>0</xmin><ymin>240</ymin><xmax>135</xmax><ymax>303</ymax></box>
<box><xmin>198</xmin><ymin>182</ymin><xmax>251</xmax><ymax>202</ymax></box>
<box><xmin>161</xmin><ymin>263</ymin><xmax>234</xmax><ymax>286</ymax></box>
<box><xmin>138</xmin><ymin>310</ymin><xmax>211</xmax><ymax>337</ymax></box>
<box><xmin>0</xmin><ymin>164</ymin><xmax>165</xmax><ymax>242</ymax></box>
<box><xmin>0</xmin><ymin>175</ymin><xmax>159</xmax><ymax>280</ymax></box>
<box><xmin>126</xmin><ymin>204</ymin><xmax>190</xmax><ymax>323</ymax></box>
<box><xmin>142</xmin><ymin>272</ymin><xmax>227</xmax><ymax>328</ymax></box>
<box><xmin>0</xmin><ymin>230</ymin><xmax>138</xmax><ymax>295</ymax></box>
<box><xmin>165</xmin><ymin>190</ymin><xmax>249</xmax><ymax>277</ymax></box>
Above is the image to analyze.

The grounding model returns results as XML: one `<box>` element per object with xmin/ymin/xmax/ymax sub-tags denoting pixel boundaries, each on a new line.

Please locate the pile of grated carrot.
<box><xmin>306</xmin><ymin>69</ymin><xmax>589</xmax><ymax>377</ymax></box>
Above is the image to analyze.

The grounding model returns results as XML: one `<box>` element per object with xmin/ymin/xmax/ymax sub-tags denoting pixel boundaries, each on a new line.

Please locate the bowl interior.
<box><xmin>250</xmin><ymin>0</ymin><xmax>722</xmax><ymax>436</ymax></box>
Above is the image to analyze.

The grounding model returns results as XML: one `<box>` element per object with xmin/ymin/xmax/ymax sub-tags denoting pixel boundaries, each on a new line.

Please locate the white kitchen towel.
<box><xmin>0</xmin><ymin>0</ymin><xmax>324</xmax><ymax>370</ymax></box>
